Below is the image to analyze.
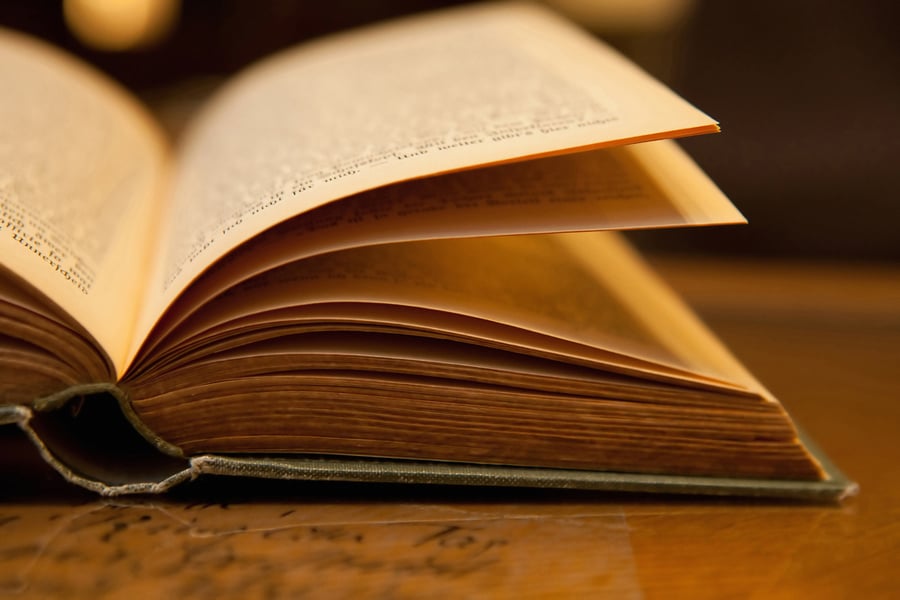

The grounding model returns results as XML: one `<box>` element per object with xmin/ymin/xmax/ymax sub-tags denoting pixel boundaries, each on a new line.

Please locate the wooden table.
<box><xmin>1</xmin><ymin>258</ymin><xmax>898</xmax><ymax>598</ymax></box>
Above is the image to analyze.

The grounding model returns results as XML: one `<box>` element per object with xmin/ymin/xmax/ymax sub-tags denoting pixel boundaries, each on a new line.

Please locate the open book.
<box><xmin>0</xmin><ymin>3</ymin><xmax>854</xmax><ymax>499</ymax></box>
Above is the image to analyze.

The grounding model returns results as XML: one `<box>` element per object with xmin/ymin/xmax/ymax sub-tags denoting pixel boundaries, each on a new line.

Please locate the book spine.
<box><xmin>7</xmin><ymin>385</ymin><xmax>192</xmax><ymax>495</ymax></box>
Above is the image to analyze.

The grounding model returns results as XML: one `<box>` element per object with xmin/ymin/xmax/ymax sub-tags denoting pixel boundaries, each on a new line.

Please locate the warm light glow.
<box><xmin>548</xmin><ymin>0</ymin><xmax>695</xmax><ymax>32</ymax></box>
<box><xmin>63</xmin><ymin>0</ymin><xmax>179</xmax><ymax>51</ymax></box>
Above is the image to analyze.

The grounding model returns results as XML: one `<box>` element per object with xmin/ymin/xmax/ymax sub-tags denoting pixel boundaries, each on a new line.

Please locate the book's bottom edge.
<box><xmin>188</xmin><ymin>453</ymin><xmax>857</xmax><ymax>503</ymax></box>
<box><xmin>4</xmin><ymin>403</ymin><xmax>857</xmax><ymax>501</ymax></box>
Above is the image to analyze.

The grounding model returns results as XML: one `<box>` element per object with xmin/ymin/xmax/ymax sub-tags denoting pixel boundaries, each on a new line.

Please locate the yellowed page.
<box><xmin>139</xmin><ymin>233</ymin><xmax>751</xmax><ymax>390</ymax></box>
<box><xmin>131</xmin><ymin>2</ymin><xmax>718</xmax><ymax>361</ymax></box>
<box><xmin>135</xmin><ymin>139</ymin><xmax>743</xmax><ymax>361</ymax></box>
<box><xmin>558</xmin><ymin>234</ymin><xmax>770</xmax><ymax>394</ymax></box>
<box><xmin>0</xmin><ymin>30</ymin><xmax>168</xmax><ymax>374</ymax></box>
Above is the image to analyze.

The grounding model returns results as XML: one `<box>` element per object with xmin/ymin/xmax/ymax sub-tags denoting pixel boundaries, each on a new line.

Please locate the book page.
<box><xmin>133</xmin><ymin>140</ymin><xmax>742</xmax><ymax>363</ymax></box>
<box><xmin>557</xmin><ymin>235</ymin><xmax>770</xmax><ymax>395</ymax></box>
<box><xmin>136</xmin><ymin>233</ymin><xmax>749</xmax><ymax>390</ymax></box>
<box><xmin>0</xmin><ymin>30</ymin><xmax>168</xmax><ymax>373</ymax></box>
<box><xmin>133</xmin><ymin>2</ymin><xmax>718</xmax><ymax>356</ymax></box>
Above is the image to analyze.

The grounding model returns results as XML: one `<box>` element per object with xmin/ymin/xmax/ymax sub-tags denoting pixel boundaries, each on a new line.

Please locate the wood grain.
<box><xmin>1</xmin><ymin>259</ymin><xmax>897</xmax><ymax>599</ymax></box>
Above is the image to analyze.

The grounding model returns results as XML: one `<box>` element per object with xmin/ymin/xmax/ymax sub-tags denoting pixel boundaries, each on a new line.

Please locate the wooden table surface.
<box><xmin>1</xmin><ymin>258</ymin><xmax>898</xmax><ymax>599</ymax></box>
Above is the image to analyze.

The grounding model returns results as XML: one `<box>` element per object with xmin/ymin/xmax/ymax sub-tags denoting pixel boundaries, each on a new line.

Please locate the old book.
<box><xmin>0</xmin><ymin>3</ymin><xmax>854</xmax><ymax>499</ymax></box>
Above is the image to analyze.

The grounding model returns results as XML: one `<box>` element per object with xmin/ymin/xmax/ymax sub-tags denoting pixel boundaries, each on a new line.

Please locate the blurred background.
<box><xmin>1</xmin><ymin>0</ymin><xmax>897</xmax><ymax>263</ymax></box>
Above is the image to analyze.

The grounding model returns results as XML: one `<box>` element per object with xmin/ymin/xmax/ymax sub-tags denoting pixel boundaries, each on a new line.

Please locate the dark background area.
<box><xmin>637</xmin><ymin>1</ymin><xmax>899</xmax><ymax>263</ymax></box>
<box><xmin>2</xmin><ymin>0</ymin><xmax>897</xmax><ymax>263</ymax></box>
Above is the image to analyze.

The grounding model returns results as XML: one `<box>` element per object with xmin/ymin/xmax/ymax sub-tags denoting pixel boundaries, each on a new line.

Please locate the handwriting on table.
<box><xmin>0</xmin><ymin>502</ymin><xmax>514</xmax><ymax>597</ymax></box>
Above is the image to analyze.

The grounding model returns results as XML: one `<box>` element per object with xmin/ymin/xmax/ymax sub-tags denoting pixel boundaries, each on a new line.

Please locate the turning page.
<box><xmin>131</xmin><ymin>2</ymin><xmax>719</xmax><ymax>359</ymax></box>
